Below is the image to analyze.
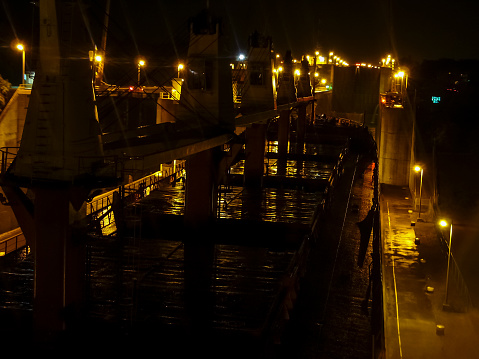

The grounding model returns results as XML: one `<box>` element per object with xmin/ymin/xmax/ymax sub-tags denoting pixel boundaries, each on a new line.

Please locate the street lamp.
<box><xmin>177</xmin><ymin>63</ymin><xmax>184</xmax><ymax>78</ymax></box>
<box><xmin>394</xmin><ymin>71</ymin><xmax>405</xmax><ymax>93</ymax></box>
<box><xmin>137</xmin><ymin>59</ymin><xmax>145</xmax><ymax>86</ymax></box>
<box><xmin>439</xmin><ymin>219</ymin><xmax>453</xmax><ymax>309</ymax></box>
<box><xmin>16</xmin><ymin>43</ymin><xmax>25</xmax><ymax>85</ymax></box>
<box><xmin>414</xmin><ymin>165</ymin><xmax>424</xmax><ymax>220</ymax></box>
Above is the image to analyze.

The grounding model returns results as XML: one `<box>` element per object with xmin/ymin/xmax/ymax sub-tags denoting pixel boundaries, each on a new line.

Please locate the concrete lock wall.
<box><xmin>379</xmin><ymin>106</ymin><xmax>413</xmax><ymax>186</ymax></box>
<box><xmin>331</xmin><ymin>66</ymin><xmax>381</xmax><ymax>126</ymax></box>
<box><xmin>0</xmin><ymin>90</ymin><xmax>30</xmax><ymax>148</ymax></box>
<box><xmin>0</xmin><ymin>90</ymin><xmax>30</xmax><ymax>234</ymax></box>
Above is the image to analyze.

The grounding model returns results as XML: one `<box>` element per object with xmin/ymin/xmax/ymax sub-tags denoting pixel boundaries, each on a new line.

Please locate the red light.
<box><xmin>129</xmin><ymin>86</ymin><xmax>134</xmax><ymax>91</ymax></box>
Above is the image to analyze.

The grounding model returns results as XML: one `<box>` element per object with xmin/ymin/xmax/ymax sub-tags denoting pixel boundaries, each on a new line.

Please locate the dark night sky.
<box><xmin>1</xmin><ymin>0</ymin><xmax>479</xmax><ymax>85</ymax></box>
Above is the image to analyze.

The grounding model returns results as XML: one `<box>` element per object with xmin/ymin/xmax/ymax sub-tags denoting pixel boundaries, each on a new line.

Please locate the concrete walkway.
<box><xmin>380</xmin><ymin>184</ymin><xmax>479</xmax><ymax>359</ymax></box>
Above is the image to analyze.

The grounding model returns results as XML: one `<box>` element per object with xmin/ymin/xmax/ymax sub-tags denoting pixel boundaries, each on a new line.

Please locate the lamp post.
<box><xmin>16</xmin><ymin>43</ymin><xmax>25</xmax><ymax>85</ymax></box>
<box><xmin>177</xmin><ymin>63</ymin><xmax>184</xmax><ymax>78</ymax></box>
<box><xmin>414</xmin><ymin>165</ymin><xmax>423</xmax><ymax>220</ymax></box>
<box><xmin>94</xmin><ymin>54</ymin><xmax>103</xmax><ymax>86</ymax></box>
<box><xmin>439</xmin><ymin>219</ymin><xmax>453</xmax><ymax>309</ymax></box>
<box><xmin>137</xmin><ymin>59</ymin><xmax>145</xmax><ymax>86</ymax></box>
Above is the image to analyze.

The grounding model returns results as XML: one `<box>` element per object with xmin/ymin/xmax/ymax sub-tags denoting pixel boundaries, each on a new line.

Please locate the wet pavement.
<box><xmin>380</xmin><ymin>184</ymin><xmax>479</xmax><ymax>359</ymax></box>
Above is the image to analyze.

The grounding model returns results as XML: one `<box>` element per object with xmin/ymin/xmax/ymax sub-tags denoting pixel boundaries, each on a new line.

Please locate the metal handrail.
<box><xmin>0</xmin><ymin>231</ymin><xmax>27</xmax><ymax>256</ymax></box>
<box><xmin>437</xmin><ymin>228</ymin><xmax>473</xmax><ymax>311</ymax></box>
<box><xmin>17</xmin><ymin>84</ymin><xmax>32</xmax><ymax>90</ymax></box>
<box><xmin>0</xmin><ymin>147</ymin><xmax>19</xmax><ymax>174</ymax></box>
<box><xmin>86</xmin><ymin>161</ymin><xmax>186</xmax><ymax>229</ymax></box>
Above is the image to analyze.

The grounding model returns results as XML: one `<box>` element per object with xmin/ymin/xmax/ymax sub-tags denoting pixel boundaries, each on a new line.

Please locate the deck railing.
<box><xmin>0</xmin><ymin>147</ymin><xmax>19</xmax><ymax>174</ymax></box>
<box><xmin>0</xmin><ymin>231</ymin><xmax>27</xmax><ymax>257</ymax></box>
<box><xmin>87</xmin><ymin>161</ymin><xmax>186</xmax><ymax>230</ymax></box>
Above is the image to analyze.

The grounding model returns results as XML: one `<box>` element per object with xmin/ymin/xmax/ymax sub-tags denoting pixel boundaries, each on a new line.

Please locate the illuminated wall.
<box><xmin>331</xmin><ymin>66</ymin><xmax>380</xmax><ymax>123</ymax></box>
<box><xmin>378</xmin><ymin>102</ymin><xmax>414</xmax><ymax>186</ymax></box>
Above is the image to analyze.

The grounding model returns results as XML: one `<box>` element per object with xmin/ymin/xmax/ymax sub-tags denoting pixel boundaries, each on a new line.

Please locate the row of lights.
<box><xmin>93</xmin><ymin>52</ymin><xmax>149</xmax><ymax>86</ymax></box>
<box><xmin>356</xmin><ymin>63</ymin><xmax>381</xmax><ymax>69</ymax></box>
<box><xmin>92</xmin><ymin>51</ymin><xmax>395</xmax><ymax>86</ymax></box>
<box><xmin>272</xmin><ymin>51</ymin><xmax>349</xmax><ymax>67</ymax></box>
<box><xmin>381</xmin><ymin>54</ymin><xmax>396</xmax><ymax>69</ymax></box>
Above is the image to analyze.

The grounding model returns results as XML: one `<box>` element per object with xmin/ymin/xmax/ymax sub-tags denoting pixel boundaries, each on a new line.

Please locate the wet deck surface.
<box><xmin>0</xmin><ymin>125</ymin><xmax>378</xmax><ymax>358</ymax></box>
<box><xmin>278</xmin><ymin>154</ymin><xmax>376</xmax><ymax>359</ymax></box>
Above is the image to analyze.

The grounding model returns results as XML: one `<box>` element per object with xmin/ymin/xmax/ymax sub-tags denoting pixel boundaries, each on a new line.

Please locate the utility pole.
<box><xmin>311</xmin><ymin>55</ymin><xmax>317</xmax><ymax>123</ymax></box>
<box><xmin>95</xmin><ymin>0</ymin><xmax>110</xmax><ymax>86</ymax></box>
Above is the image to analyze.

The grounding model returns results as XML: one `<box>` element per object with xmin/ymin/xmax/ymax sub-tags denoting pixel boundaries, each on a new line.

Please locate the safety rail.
<box><xmin>0</xmin><ymin>147</ymin><xmax>19</xmax><ymax>174</ymax></box>
<box><xmin>437</xmin><ymin>228</ymin><xmax>473</xmax><ymax>311</ymax></box>
<box><xmin>0</xmin><ymin>231</ymin><xmax>27</xmax><ymax>257</ymax></box>
<box><xmin>17</xmin><ymin>84</ymin><xmax>33</xmax><ymax>90</ymax></box>
<box><xmin>87</xmin><ymin>160</ymin><xmax>186</xmax><ymax>229</ymax></box>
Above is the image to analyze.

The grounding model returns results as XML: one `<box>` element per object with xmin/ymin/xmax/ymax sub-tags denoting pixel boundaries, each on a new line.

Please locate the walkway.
<box><xmin>279</xmin><ymin>152</ymin><xmax>376</xmax><ymax>359</ymax></box>
<box><xmin>381</xmin><ymin>184</ymin><xmax>479</xmax><ymax>359</ymax></box>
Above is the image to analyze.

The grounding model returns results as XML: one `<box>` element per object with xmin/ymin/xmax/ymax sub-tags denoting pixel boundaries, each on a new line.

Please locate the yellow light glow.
<box><xmin>278</xmin><ymin>66</ymin><xmax>283</xmax><ymax>72</ymax></box>
<box><xmin>178</xmin><ymin>64</ymin><xmax>184</xmax><ymax>70</ymax></box>
<box><xmin>439</xmin><ymin>220</ymin><xmax>448</xmax><ymax>227</ymax></box>
<box><xmin>321</xmin><ymin>78</ymin><xmax>327</xmax><ymax>84</ymax></box>
<box><xmin>95</xmin><ymin>55</ymin><xmax>102</xmax><ymax>62</ymax></box>
<box><xmin>314</xmin><ymin>72</ymin><xmax>319</xmax><ymax>77</ymax></box>
<box><xmin>16</xmin><ymin>44</ymin><xmax>24</xmax><ymax>51</ymax></box>
<box><xmin>295</xmin><ymin>69</ymin><xmax>300</xmax><ymax>76</ymax></box>
<box><xmin>414</xmin><ymin>165</ymin><xmax>421</xmax><ymax>172</ymax></box>
<box><xmin>138</xmin><ymin>60</ymin><xmax>145</xmax><ymax>66</ymax></box>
